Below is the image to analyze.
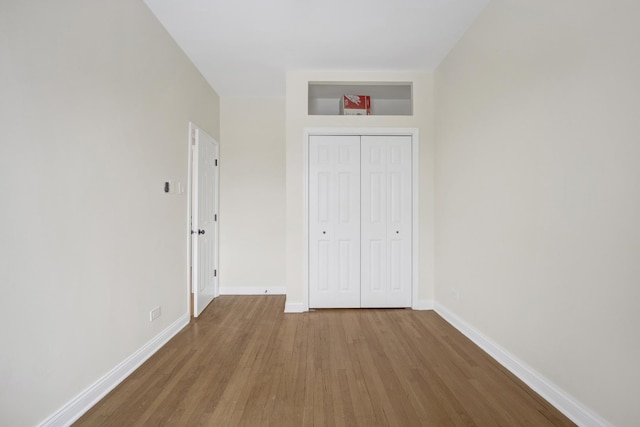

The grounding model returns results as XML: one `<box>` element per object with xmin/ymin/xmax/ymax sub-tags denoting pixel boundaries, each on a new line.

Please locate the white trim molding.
<box><xmin>434</xmin><ymin>303</ymin><xmax>610</xmax><ymax>427</ymax></box>
<box><xmin>219</xmin><ymin>286</ymin><xmax>286</xmax><ymax>295</ymax></box>
<box><xmin>413</xmin><ymin>299</ymin><xmax>434</xmax><ymax>311</ymax></box>
<box><xmin>38</xmin><ymin>314</ymin><xmax>190</xmax><ymax>427</ymax></box>
<box><xmin>302</xmin><ymin>127</ymin><xmax>420</xmax><ymax>313</ymax></box>
<box><xmin>284</xmin><ymin>301</ymin><xmax>306</xmax><ymax>313</ymax></box>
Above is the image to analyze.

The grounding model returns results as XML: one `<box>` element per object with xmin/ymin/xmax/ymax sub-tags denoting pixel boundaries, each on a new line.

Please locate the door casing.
<box><xmin>303</xmin><ymin>127</ymin><xmax>420</xmax><ymax>312</ymax></box>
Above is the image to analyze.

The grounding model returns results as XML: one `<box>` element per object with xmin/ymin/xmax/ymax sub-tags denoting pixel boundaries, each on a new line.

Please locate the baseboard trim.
<box><xmin>413</xmin><ymin>299</ymin><xmax>434</xmax><ymax>310</ymax></box>
<box><xmin>434</xmin><ymin>303</ymin><xmax>609</xmax><ymax>427</ymax></box>
<box><xmin>38</xmin><ymin>313</ymin><xmax>190</xmax><ymax>427</ymax></box>
<box><xmin>219</xmin><ymin>286</ymin><xmax>286</xmax><ymax>295</ymax></box>
<box><xmin>284</xmin><ymin>302</ymin><xmax>306</xmax><ymax>313</ymax></box>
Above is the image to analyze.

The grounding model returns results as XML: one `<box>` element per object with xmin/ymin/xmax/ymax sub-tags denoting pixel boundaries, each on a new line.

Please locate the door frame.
<box><xmin>186</xmin><ymin>122</ymin><xmax>220</xmax><ymax>317</ymax></box>
<box><xmin>303</xmin><ymin>127</ymin><xmax>420</xmax><ymax>311</ymax></box>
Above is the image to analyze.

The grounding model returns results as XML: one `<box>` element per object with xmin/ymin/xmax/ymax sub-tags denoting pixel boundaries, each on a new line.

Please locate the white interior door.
<box><xmin>192</xmin><ymin>127</ymin><xmax>219</xmax><ymax>317</ymax></box>
<box><xmin>361</xmin><ymin>135</ymin><xmax>412</xmax><ymax>307</ymax></box>
<box><xmin>309</xmin><ymin>135</ymin><xmax>361</xmax><ymax>308</ymax></box>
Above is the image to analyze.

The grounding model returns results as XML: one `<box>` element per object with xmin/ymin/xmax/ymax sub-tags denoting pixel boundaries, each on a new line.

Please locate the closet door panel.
<box><xmin>361</xmin><ymin>135</ymin><xmax>412</xmax><ymax>307</ymax></box>
<box><xmin>309</xmin><ymin>135</ymin><xmax>360</xmax><ymax>308</ymax></box>
<box><xmin>361</xmin><ymin>138</ymin><xmax>387</xmax><ymax>305</ymax></box>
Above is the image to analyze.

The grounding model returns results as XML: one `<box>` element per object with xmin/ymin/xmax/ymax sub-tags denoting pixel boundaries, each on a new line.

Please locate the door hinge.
<box><xmin>214</xmin><ymin>269</ymin><xmax>217</xmax><ymax>277</ymax></box>
<box><xmin>215</xmin><ymin>159</ymin><xmax>218</xmax><ymax>166</ymax></box>
<box><xmin>214</xmin><ymin>214</ymin><xmax>217</xmax><ymax>221</ymax></box>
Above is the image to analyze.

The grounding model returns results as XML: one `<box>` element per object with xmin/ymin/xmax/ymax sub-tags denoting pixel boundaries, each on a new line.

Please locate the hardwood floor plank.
<box><xmin>75</xmin><ymin>296</ymin><xmax>575</xmax><ymax>427</ymax></box>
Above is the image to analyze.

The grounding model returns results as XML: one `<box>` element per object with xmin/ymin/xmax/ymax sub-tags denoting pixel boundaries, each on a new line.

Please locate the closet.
<box><xmin>308</xmin><ymin>134</ymin><xmax>412</xmax><ymax>308</ymax></box>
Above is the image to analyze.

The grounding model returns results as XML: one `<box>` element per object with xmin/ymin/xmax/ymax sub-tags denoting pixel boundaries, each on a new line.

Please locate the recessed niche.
<box><xmin>308</xmin><ymin>82</ymin><xmax>413</xmax><ymax>116</ymax></box>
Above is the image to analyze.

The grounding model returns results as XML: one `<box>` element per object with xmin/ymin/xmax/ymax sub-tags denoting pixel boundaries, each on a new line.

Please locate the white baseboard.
<box><xmin>284</xmin><ymin>301</ymin><xmax>306</xmax><ymax>313</ymax></box>
<box><xmin>434</xmin><ymin>303</ymin><xmax>610</xmax><ymax>427</ymax></box>
<box><xmin>413</xmin><ymin>299</ymin><xmax>434</xmax><ymax>310</ymax></box>
<box><xmin>38</xmin><ymin>314</ymin><xmax>190</xmax><ymax>427</ymax></box>
<box><xmin>219</xmin><ymin>286</ymin><xmax>286</xmax><ymax>295</ymax></box>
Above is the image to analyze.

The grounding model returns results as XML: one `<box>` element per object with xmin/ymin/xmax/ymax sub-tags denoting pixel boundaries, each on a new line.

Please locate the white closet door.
<box><xmin>309</xmin><ymin>135</ymin><xmax>361</xmax><ymax>308</ymax></box>
<box><xmin>361</xmin><ymin>135</ymin><xmax>412</xmax><ymax>307</ymax></box>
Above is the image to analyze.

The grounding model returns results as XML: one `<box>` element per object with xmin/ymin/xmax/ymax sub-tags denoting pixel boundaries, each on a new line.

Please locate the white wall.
<box><xmin>0</xmin><ymin>0</ymin><xmax>219</xmax><ymax>425</ymax></box>
<box><xmin>285</xmin><ymin>72</ymin><xmax>436</xmax><ymax>310</ymax></box>
<box><xmin>220</xmin><ymin>98</ymin><xmax>286</xmax><ymax>292</ymax></box>
<box><xmin>435</xmin><ymin>1</ymin><xmax>640</xmax><ymax>425</ymax></box>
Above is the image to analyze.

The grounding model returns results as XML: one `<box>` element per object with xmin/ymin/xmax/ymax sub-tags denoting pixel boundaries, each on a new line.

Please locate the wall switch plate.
<box><xmin>150</xmin><ymin>306</ymin><xmax>161</xmax><ymax>322</ymax></box>
<box><xmin>164</xmin><ymin>180</ymin><xmax>184</xmax><ymax>195</ymax></box>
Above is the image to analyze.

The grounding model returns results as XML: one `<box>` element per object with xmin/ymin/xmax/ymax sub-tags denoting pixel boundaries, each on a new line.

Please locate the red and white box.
<box><xmin>340</xmin><ymin>95</ymin><xmax>371</xmax><ymax>115</ymax></box>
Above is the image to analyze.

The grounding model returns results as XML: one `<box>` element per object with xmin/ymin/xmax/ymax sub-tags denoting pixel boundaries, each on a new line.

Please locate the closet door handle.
<box><xmin>198</xmin><ymin>229</ymin><xmax>206</xmax><ymax>235</ymax></box>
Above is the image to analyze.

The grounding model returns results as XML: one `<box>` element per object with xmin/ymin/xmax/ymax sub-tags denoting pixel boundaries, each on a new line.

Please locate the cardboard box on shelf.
<box><xmin>340</xmin><ymin>95</ymin><xmax>371</xmax><ymax>115</ymax></box>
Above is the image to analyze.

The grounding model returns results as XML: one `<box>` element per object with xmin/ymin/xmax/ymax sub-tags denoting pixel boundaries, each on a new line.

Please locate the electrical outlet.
<box><xmin>150</xmin><ymin>306</ymin><xmax>161</xmax><ymax>322</ymax></box>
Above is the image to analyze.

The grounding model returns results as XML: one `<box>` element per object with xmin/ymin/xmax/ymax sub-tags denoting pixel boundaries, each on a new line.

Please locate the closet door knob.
<box><xmin>198</xmin><ymin>229</ymin><xmax>206</xmax><ymax>235</ymax></box>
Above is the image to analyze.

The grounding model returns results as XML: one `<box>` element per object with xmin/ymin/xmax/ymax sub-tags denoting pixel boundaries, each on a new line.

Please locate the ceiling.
<box><xmin>144</xmin><ymin>0</ymin><xmax>489</xmax><ymax>97</ymax></box>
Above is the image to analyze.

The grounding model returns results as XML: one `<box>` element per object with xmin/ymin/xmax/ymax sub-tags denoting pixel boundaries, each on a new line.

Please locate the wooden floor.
<box><xmin>75</xmin><ymin>296</ymin><xmax>575</xmax><ymax>426</ymax></box>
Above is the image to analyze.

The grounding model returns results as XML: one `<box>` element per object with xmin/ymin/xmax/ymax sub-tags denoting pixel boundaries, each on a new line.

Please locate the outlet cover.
<box><xmin>150</xmin><ymin>306</ymin><xmax>161</xmax><ymax>322</ymax></box>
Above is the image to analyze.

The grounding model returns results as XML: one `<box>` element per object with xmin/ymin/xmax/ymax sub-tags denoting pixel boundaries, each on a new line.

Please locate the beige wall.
<box><xmin>435</xmin><ymin>0</ymin><xmax>640</xmax><ymax>425</ymax></box>
<box><xmin>285</xmin><ymin>71</ymin><xmax>436</xmax><ymax>310</ymax></box>
<box><xmin>220</xmin><ymin>98</ymin><xmax>286</xmax><ymax>291</ymax></box>
<box><xmin>0</xmin><ymin>0</ymin><xmax>219</xmax><ymax>425</ymax></box>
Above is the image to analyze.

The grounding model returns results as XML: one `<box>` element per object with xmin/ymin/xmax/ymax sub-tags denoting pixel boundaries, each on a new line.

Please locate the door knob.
<box><xmin>198</xmin><ymin>229</ymin><xmax>206</xmax><ymax>235</ymax></box>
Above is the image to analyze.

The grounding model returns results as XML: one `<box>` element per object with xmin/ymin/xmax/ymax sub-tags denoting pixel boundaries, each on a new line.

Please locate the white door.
<box><xmin>361</xmin><ymin>136</ymin><xmax>412</xmax><ymax>307</ymax></box>
<box><xmin>309</xmin><ymin>135</ymin><xmax>361</xmax><ymax>308</ymax></box>
<box><xmin>192</xmin><ymin>127</ymin><xmax>219</xmax><ymax>317</ymax></box>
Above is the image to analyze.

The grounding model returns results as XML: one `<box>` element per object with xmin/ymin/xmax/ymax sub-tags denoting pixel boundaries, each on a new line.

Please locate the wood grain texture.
<box><xmin>75</xmin><ymin>296</ymin><xmax>575</xmax><ymax>426</ymax></box>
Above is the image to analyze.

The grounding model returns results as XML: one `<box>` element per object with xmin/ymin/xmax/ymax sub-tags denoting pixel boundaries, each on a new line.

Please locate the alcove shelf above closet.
<box><xmin>307</xmin><ymin>82</ymin><xmax>413</xmax><ymax>116</ymax></box>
